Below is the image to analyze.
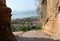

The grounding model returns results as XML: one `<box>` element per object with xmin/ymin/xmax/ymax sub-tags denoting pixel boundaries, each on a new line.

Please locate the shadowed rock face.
<box><xmin>0</xmin><ymin>0</ymin><xmax>6</xmax><ymax>5</ymax></box>
<box><xmin>38</xmin><ymin>0</ymin><xmax>60</xmax><ymax>40</ymax></box>
<box><xmin>0</xmin><ymin>0</ymin><xmax>17</xmax><ymax>41</ymax></box>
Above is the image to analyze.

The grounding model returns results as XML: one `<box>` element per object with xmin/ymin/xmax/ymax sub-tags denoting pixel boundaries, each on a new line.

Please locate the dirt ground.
<box><xmin>13</xmin><ymin>30</ymin><xmax>60</xmax><ymax>41</ymax></box>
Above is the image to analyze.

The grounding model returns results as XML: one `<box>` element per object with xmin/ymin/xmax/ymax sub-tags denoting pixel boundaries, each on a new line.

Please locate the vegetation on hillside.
<box><xmin>11</xmin><ymin>16</ymin><xmax>42</xmax><ymax>32</ymax></box>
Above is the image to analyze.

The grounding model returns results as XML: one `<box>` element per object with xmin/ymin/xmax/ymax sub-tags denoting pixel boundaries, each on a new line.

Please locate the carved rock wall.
<box><xmin>38</xmin><ymin>0</ymin><xmax>60</xmax><ymax>40</ymax></box>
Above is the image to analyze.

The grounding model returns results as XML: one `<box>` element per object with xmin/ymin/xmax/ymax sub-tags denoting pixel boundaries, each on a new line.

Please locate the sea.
<box><xmin>11</xmin><ymin>10</ymin><xmax>38</xmax><ymax>19</ymax></box>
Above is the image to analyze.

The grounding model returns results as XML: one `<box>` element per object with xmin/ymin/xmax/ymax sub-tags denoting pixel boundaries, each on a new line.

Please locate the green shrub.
<box><xmin>12</xmin><ymin>25</ymin><xmax>31</xmax><ymax>32</ymax></box>
<box><xmin>35</xmin><ymin>25</ymin><xmax>42</xmax><ymax>30</ymax></box>
<box><xmin>12</xmin><ymin>28</ymin><xmax>17</xmax><ymax>32</ymax></box>
<box><xmin>12</xmin><ymin>25</ymin><xmax>42</xmax><ymax>32</ymax></box>
<box><xmin>21</xmin><ymin>25</ymin><xmax>31</xmax><ymax>32</ymax></box>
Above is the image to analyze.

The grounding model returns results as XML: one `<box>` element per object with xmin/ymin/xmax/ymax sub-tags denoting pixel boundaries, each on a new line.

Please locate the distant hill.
<box><xmin>11</xmin><ymin>10</ymin><xmax>38</xmax><ymax>19</ymax></box>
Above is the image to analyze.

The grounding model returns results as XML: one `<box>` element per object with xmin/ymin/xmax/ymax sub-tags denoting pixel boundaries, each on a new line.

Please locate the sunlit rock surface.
<box><xmin>38</xmin><ymin>0</ymin><xmax>60</xmax><ymax>40</ymax></box>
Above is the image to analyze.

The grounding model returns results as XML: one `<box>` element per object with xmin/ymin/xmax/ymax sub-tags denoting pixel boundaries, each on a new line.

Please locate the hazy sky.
<box><xmin>6</xmin><ymin>0</ymin><xmax>36</xmax><ymax>11</ymax></box>
<box><xmin>6</xmin><ymin>0</ymin><xmax>38</xmax><ymax>19</ymax></box>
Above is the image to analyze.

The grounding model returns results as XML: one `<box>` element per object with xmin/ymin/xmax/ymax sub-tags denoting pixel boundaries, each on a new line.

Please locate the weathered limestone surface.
<box><xmin>0</xmin><ymin>0</ymin><xmax>17</xmax><ymax>41</ymax></box>
<box><xmin>38</xmin><ymin>0</ymin><xmax>60</xmax><ymax>40</ymax></box>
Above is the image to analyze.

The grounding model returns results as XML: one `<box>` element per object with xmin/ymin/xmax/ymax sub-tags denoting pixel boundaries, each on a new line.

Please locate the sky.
<box><xmin>6</xmin><ymin>0</ymin><xmax>36</xmax><ymax>11</ymax></box>
<box><xmin>6</xmin><ymin>0</ymin><xmax>38</xmax><ymax>19</ymax></box>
